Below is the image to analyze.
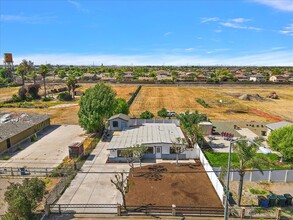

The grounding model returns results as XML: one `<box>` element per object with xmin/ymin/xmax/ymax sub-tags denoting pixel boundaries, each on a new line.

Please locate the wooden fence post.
<box><xmin>276</xmin><ymin>208</ymin><xmax>281</xmax><ymax>220</ymax></box>
<box><xmin>240</xmin><ymin>207</ymin><xmax>245</xmax><ymax>219</ymax></box>
<box><xmin>117</xmin><ymin>204</ymin><xmax>121</xmax><ymax>216</ymax></box>
<box><xmin>172</xmin><ymin>204</ymin><xmax>176</xmax><ymax>216</ymax></box>
<box><xmin>58</xmin><ymin>204</ymin><xmax>61</xmax><ymax>215</ymax></box>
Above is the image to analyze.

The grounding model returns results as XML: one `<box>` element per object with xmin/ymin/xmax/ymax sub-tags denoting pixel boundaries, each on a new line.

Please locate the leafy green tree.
<box><xmin>140</xmin><ymin>110</ymin><xmax>154</xmax><ymax>119</ymax></box>
<box><xmin>37</xmin><ymin>64</ymin><xmax>50</xmax><ymax>98</ymax></box>
<box><xmin>114</xmin><ymin>98</ymin><xmax>129</xmax><ymax>115</ymax></box>
<box><xmin>221</xmin><ymin>141</ymin><xmax>270</xmax><ymax>206</ymax></box>
<box><xmin>17</xmin><ymin>60</ymin><xmax>34</xmax><ymax>85</ymax></box>
<box><xmin>157</xmin><ymin>107</ymin><xmax>168</xmax><ymax>118</ymax></box>
<box><xmin>78</xmin><ymin>83</ymin><xmax>117</xmax><ymax>133</ymax></box>
<box><xmin>171</xmin><ymin>137</ymin><xmax>187</xmax><ymax>166</ymax></box>
<box><xmin>268</xmin><ymin>125</ymin><xmax>293</xmax><ymax>161</ymax></box>
<box><xmin>3</xmin><ymin>178</ymin><xmax>46</xmax><ymax>220</ymax></box>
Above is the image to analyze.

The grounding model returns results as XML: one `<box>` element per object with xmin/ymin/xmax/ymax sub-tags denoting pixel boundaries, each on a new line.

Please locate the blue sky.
<box><xmin>0</xmin><ymin>0</ymin><xmax>293</xmax><ymax>65</ymax></box>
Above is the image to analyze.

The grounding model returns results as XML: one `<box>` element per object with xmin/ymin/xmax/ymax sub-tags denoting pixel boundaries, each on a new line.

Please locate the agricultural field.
<box><xmin>130</xmin><ymin>85</ymin><xmax>293</xmax><ymax>122</ymax></box>
<box><xmin>0</xmin><ymin>84</ymin><xmax>138</xmax><ymax>125</ymax></box>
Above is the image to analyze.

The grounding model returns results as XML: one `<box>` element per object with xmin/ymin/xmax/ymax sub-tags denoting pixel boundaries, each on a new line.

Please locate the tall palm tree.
<box><xmin>30</xmin><ymin>70</ymin><xmax>38</xmax><ymax>84</ymax></box>
<box><xmin>221</xmin><ymin>140</ymin><xmax>271</xmax><ymax>206</ymax></box>
<box><xmin>38</xmin><ymin>64</ymin><xmax>50</xmax><ymax>98</ymax></box>
<box><xmin>65</xmin><ymin>73</ymin><xmax>77</xmax><ymax>99</ymax></box>
<box><xmin>17</xmin><ymin>59</ymin><xmax>34</xmax><ymax>85</ymax></box>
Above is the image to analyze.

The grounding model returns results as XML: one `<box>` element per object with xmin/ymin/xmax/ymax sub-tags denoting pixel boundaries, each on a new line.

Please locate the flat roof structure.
<box><xmin>0</xmin><ymin>112</ymin><xmax>50</xmax><ymax>142</ymax></box>
<box><xmin>266</xmin><ymin>121</ymin><xmax>293</xmax><ymax>131</ymax></box>
<box><xmin>107</xmin><ymin>123</ymin><xmax>185</xmax><ymax>150</ymax></box>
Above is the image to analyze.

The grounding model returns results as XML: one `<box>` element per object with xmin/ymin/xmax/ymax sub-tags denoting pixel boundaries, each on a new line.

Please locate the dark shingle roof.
<box><xmin>0</xmin><ymin>113</ymin><xmax>50</xmax><ymax>141</ymax></box>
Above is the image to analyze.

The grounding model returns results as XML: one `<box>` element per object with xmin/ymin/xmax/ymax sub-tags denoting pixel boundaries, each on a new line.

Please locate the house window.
<box><xmin>261</xmin><ymin>131</ymin><xmax>267</xmax><ymax>136</ymax></box>
<box><xmin>146</xmin><ymin>147</ymin><xmax>154</xmax><ymax>154</ymax></box>
<box><xmin>112</xmin><ymin>121</ymin><xmax>118</xmax><ymax>127</ymax></box>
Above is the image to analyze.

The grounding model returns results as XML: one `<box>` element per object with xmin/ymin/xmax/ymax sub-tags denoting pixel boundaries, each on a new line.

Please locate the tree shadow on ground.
<box><xmin>137</xmin><ymin>165</ymin><xmax>167</xmax><ymax>181</ymax></box>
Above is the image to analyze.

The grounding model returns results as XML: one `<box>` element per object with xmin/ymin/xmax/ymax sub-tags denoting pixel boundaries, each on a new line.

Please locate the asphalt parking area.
<box><xmin>0</xmin><ymin>125</ymin><xmax>86</xmax><ymax>169</ymax></box>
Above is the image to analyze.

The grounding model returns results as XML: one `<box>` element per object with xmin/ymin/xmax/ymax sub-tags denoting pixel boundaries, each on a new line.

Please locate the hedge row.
<box><xmin>127</xmin><ymin>85</ymin><xmax>142</xmax><ymax>106</ymax></box>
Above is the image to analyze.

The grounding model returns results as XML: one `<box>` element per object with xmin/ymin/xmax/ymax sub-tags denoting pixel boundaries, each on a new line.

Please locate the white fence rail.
<box><xmin>213</xmin><ymin>167</ymin><xmax>293</xmax><ymax>183</ymax></box>
<box><xmin>197</xmin><ymin>145</ymin><xmax>225</xmax><ymax>203</ymax></box>
<box><xmin>129</xmin><ymin>119</ymin><xmax>180</xmax><ymax>126</ymax></box>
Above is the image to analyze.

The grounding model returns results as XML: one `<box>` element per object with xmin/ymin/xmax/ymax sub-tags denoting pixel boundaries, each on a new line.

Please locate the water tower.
<box><xmin>3</xmin><ymin>53</ymin><xmax>14</xmax><ymax>70</ymax></box>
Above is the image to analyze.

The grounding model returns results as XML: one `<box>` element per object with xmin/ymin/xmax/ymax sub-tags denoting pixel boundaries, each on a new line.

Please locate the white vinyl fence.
<box><xmin>197</xmin><ymin>145</ymin><xmax>225</xmax><ymax>203</ymax></box>
<box><xmin>213</xmin><ymin>168</ymin><xmax>293</xmax><ymax>183</ymax></box>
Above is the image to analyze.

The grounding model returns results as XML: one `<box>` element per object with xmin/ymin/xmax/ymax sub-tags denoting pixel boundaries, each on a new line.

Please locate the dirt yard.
<box><xmin>126</xmin><ymin>162</ymin><xmax>223</xmax><ymax>207</ymax></box>
<box><xmin>129</xmin><ymin>85</ymin><xmax>293</xmax><ymax>122</ymax></box>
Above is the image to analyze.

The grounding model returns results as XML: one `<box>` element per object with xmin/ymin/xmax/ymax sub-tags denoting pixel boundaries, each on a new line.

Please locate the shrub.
<box><xmin>11</xmin><ymin>94</ymin><xmax>21</xmax><ymax>102</ymax></box>
<box><xmin>196</xmin><ymin>99</ymin><xmax>210</xmax><ymax>108</ymax></box>
<box><xmin>249</xmin><ymin>188</ymin><xmax>267</xmax><ymax>195</ymax></box>
<box><xmin>157</xmin><ymin>107</ymin><xmax>168</xmax><ymax>118</ymax></box>
<box><xmin>41</xmin><ymin>96</ymin><xmax>53</xmax><ymax>102</ymax></box>
<box><xmin>140</xmin><ymin>110</ymin><xmax>154</xmax><ymax>119</ymax></box>
<box><xmin>57</xmin><ymin>92</ymin><xmax>72</xmax><ymax>101</ymax></box>
<box><xmin>27</xmin><ymin>84</ymin><xmax>40</xmax><ymax>99</ymax></box>
<box><xmin>18</xmin><ymin>86</ymin><xmax>27</xmax><ymax>100</ymax></box>
<box><xmin>30</xmin><ymin>134</ymin><xmax>38</xmax><ymax>142</ymax></box>
<box><xmin>2</xmin><ymin>155</ymin><xmax>10</xmax><ymax>160</ymax></box>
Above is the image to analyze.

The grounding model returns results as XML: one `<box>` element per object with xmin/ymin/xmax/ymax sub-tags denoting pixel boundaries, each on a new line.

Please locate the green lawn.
<box><xmin>204</xmin><ymin>151</ymin><xmax>291</xmax><ymax>169</ymax></box>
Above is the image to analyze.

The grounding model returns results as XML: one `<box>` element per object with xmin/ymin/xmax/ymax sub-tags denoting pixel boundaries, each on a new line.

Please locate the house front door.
<box><xmin>155</xmin><ymin>146</ymin><xmax>162</xmax><ymax>159</ymax></box>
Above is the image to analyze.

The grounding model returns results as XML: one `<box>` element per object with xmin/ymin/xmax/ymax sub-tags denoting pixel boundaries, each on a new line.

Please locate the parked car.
<box><xmin>167</xmin><ymin>112</ymin><xmax>176</xmax><ymax>117</ymax></box>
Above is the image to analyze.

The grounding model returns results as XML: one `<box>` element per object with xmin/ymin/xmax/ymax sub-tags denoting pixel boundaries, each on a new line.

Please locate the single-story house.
<box><xmin>250</xmin><ymin>74</ymin><xmax>267</xmax><ymax>82</ymax></box>
<box><xmin>269</xmin><ymin>75</ymin><xmax>288</xmax><ymax>83</ymax></box>
<box><xmin>266</xmin><ymin>121</ymin><xmax>293</xmax><ymax>136</ymax></box>
<box><xmin>107</xmin><ymin>114</ymin><xmax>196</xmax><ymax>161</ymax></box>
<box><xmin>0</xmin><ymin>113</ymin><xmax>50</xmax><ymax>153</ymax></box>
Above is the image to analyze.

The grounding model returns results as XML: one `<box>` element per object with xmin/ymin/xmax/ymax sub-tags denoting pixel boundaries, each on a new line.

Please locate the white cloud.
<box><xmin>252</xmin><ymin>0</ymin><xmax>293</xmax><ymax>12</ymax></box>
<box><xmin>68</xmin><ymin>0</ymin><xmax>89</xmax><ymax>13</ymax></box>
<box><xmin>163</xmin><ymin>32</ymin><xmax>172</xmax><ymax>36</ymax></box>
<box><xmin>200</xmin><ymin>17</ymin><xmax>219</xmax><ymax>23</ymax></box>
<box><xmin>0</xmin><ymin>14</ymin><xmax>56</xmax><ymax>24</ymax></box>
<box><xmin>280</xmin><ymin>23</ymin><xmax>293</xmax><ymax>36</ymax></box>
<box><xmin>220</xmin><ymin>18</ymin><xmax>261</xmax><ymax>31</ymax></box>
<box><xmin>185</xmin><ymin>48</ymin><xmax>195</xmax><ymax>51</ymax></box>
<box><xmin>12</xmin><ymin>51</ymin><xmax>293</xmax><ymax>66</ymax></box>
<box><xmin>214</xmin><ymin>29</ymin><xmax>223</xmax><ymax>33</ymax></box>
<box><xmin>201</xmin><ymin>17</ymin><xmax>261</xmax><ymax>31</ymax></box>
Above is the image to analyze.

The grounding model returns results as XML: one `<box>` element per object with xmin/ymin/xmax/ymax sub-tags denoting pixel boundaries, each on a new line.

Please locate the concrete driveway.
<box><xmin>0</xmin><ymin>125</ymin><xmax>86</xmax><ymax>169</ymax></box>
<box><xmin>57</xmin><ymin>139</ymin><xmax>129</xmax><ymax>213</ymax></box>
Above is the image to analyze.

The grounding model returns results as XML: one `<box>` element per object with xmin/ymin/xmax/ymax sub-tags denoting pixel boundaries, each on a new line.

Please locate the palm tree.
<box><xmin>38</xmin><ymin>64</ymin><xmax>50</xmax><ymax>98</ymax></box>
<box><xmin>65</xmin><ymin>74</ymin><xmax>77</xmax><ymax>99</ymax></box>
<box><xmin>17</xmin><ymin>59</ymin><xmax>34</xmax><ymax>85</ymax></box>
<box><xmin>30</xmin><ymin>70</ymin><xmax>38</xmax><ymax>84</ymax></box>
<box><xmin>221</xmin><ymin>140</ymin><xmax>270</xmax><ymax>206</ymax></box>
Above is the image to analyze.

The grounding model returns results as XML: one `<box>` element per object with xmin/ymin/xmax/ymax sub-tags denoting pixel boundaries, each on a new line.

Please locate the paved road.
<box><xmin>0</xmin><ymin>125</ymin><xmax>86</xmax><ymax>169</ymax></box>
<box><xmin>57</xmin><ymin>139</ymin><xmax>129</xmax><ymax>213</ymax></box>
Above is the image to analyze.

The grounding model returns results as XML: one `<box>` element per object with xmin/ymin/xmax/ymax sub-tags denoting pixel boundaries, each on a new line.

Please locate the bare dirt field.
<box><xmin>126</xmin><ymin>162</ymin><xmax>223</xmax><ymax>207</ymax></box>
<box><xmin>130</xmin><ymin>85</ymin><xmax>293</xmax><ymax>122</ymax></box>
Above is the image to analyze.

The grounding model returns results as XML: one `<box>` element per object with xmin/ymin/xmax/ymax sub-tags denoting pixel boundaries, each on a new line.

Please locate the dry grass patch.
<box><xmin>130</xmin><ymin>86</ymin><xmax>272</xmax><ymax>121</ymax></box>
<box><xmin>0</xmin><ymin>86</ymin><xmax>21</xmax><ymax>101</ymax></box>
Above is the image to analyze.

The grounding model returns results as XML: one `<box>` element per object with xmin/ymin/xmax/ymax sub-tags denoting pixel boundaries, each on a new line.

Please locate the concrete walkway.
<box><xmin>57</xmin><ymin>139</ymin><xmax>129</xmax><ymax>213</ymax></box>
